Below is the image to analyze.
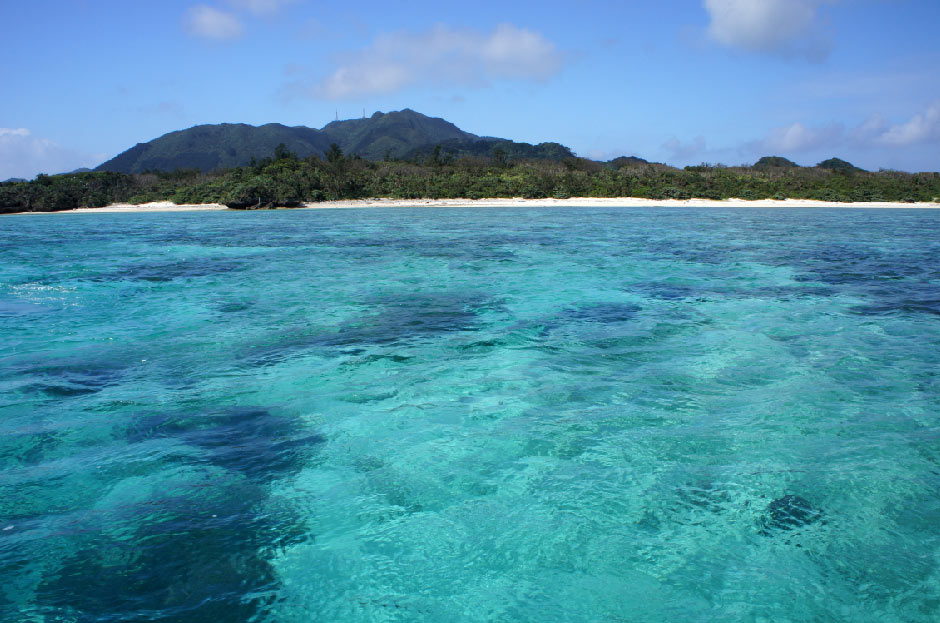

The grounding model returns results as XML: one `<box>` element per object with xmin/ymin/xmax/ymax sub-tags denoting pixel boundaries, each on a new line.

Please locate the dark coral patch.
<box><xmin>760</xmin><ymin>495</ymin><xmax>823</xmax><ymax>535</ymax></box>
<box><xmin>127</xmin><ymin>407</ymin><xmax>324</xmax><ymax>482</ymax></box>
<box><xmin>559</xmin><ymin>302</ymin><xmax>641</xmax><ymax>324</ymax></box>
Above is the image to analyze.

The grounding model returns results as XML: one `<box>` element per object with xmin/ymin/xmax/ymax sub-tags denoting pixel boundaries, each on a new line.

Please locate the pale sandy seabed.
<box><xmin>22</xmin><ymin>197</ymin><xmax>940</xmax><ymax>213</ymax></box>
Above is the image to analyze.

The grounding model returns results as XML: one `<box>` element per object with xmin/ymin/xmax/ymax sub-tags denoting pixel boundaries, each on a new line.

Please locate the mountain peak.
<box><xmin>817</xmin><ymin>157</ymin><xmax>865</xmax><ymax>172</ymax></box>
<box><xmin>754</xmin><ymin>156</ymin><xmax>799</xmax><ymax>169</ymax></box>
<box><xmin>94</xmin><ymin>110</ymin><xmax>483</xmax><ymax>173</ymax></box>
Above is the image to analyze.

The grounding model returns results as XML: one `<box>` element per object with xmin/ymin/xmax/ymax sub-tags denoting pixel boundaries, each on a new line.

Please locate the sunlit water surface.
<box><xmin>1</xmin><ymin>207</ymin><xmax>939</xmax><ymax>622</ymax></box>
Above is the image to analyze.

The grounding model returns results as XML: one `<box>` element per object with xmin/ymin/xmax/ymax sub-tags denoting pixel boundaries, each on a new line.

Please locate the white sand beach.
<box><xmin>44</xmin><ymin>197</ymin><xmax>940</xmax><ymax>214</ymax></box>
<box><xmin>65</xmin><ymin>201</ymin><xmax>229</xmax><ymax>213</ymax></box>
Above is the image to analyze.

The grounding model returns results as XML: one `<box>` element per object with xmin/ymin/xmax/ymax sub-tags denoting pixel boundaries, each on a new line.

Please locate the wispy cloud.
<box><xmin>749</xmin><ymin>121</ymin><xmax>843</xmax><ymax>153</ymax></box>
<box><xmin>183</xmin><ymin>1</ymin><xmax>298</xmax><ymax>40</ymax></box>
<box><xmin>225</xmin><ymin>0</ymin><xmax>299</xmax><ymax>16</ymax></box>
<box><xmin>0</xmin><ymin>128</ymin><xmax>103</xmax><ymax>180</ymax></box>
<box><xmin>184</xmin><ymin>5</ymin><xmax>244</xmax><ymax>40</ymax></box>
<box><xmin>876</xmin><ymin>100</ymin><xmax>940</xmax><ymax>146</ymax></box>
<box><xmin>703</xmin><ymin>0</ymin><xmax>832</xmax><ymax>61</ymax></box>
<box><xmin>663</xmin><ymin>135</ymin><xmax>707</xmax><ymax>160</ymax></box>
<box><xmin>299</xmin><ymin>23</ymin><xmax>565</xmax><ymax>100</ymax></box>
<box><xmin>0</xmin><ymin>128</ymin><xmax>30</xmax><ymax>139</ymax></box>
<box><xmin>745</xmin><ymin>100</ymin><xmax>940</xmax><ymax>155</ymax></box>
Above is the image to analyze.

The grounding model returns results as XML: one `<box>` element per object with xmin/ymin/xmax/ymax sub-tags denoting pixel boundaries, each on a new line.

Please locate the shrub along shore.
<box><xmin>3</xmin><ymin>147</ymin><xmax>939</xmax><ymax>214</ymax></box>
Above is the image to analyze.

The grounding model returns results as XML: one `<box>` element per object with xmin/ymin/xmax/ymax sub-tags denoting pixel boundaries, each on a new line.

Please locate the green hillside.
<box><xmin>402</xmin><ymin>138</ymin><xmax>574</xmax><ymax>163</ymax></box>
<box><xmin>90</xmin><ymin>109</ymin><xmax>892</xmax><ymax>180</ymax></box>
<box><xmin>817</xmin><ymin>157</ymin><xmax>866</xmax><ymax>173</ymax></box>
<box><xmin>97</xmin><ymin>123</ymin><xmax>330</xmax><ymax>174</ymax></box>
<box><xmin>322</xmin><ymin>109</ymin><xmax>481</xmax><ymax>160</ymax></box>
<box><xmin>96</xmin><ymin>109</ymin><xmax>526</xmax><ymax>173</ymax></box>
<box><xmin>754</xmin><ymin>156</ymin><xmax>800</xmax><ymax>169</ymax></box>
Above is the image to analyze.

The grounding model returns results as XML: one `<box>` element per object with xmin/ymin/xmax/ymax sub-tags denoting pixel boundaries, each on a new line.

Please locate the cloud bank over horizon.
<box><xmin>749</xmin><ymin>101</ymin><xmax>940</xmax><ymax>157</ymax></box>
<box><xmin>0</xmin><ymin>128</ymin><xmax>103</xmax><ymax>180</ymax></box>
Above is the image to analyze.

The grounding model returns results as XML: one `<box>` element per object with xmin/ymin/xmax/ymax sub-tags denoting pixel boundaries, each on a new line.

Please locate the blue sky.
<box><xmin>2</xmin><ymin>0</ymin><xmax>939</xmax><ymax>179</ymax></box>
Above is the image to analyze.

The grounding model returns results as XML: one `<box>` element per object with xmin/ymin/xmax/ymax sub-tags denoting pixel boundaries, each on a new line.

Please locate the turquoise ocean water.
<box><xmin>1</xmin><ymin>207</ymin><xmax>939</xmax><ymax>622</ymax></box>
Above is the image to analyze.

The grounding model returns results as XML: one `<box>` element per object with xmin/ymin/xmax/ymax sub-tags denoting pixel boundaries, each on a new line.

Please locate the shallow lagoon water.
<box><xmin>1</xmin><ymin>207</ymin><xmax>939</xmax><ymax>621</ymax></box>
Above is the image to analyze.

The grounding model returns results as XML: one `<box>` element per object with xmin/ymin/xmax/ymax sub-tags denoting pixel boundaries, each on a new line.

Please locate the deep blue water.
<box><xmin>1</xmin><ymin>207</ymin><xmax>939</xmax><ymax>622</ymax></box>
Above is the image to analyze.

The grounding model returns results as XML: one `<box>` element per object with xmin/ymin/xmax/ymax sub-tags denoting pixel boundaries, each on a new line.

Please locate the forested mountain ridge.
<box><xmin>319</xmin><ymin>110</ymin><xmax>481</xmax><ymax>161</ymax></box>
<box><xmin>96</xmin><ymin>123</ymin><xmax>331</xmax><ymax>174</ymax></box>
<box><xmin>95</xmin><ymin>109</ymin><xmax>567</xmax><ymax>173</ymax></box>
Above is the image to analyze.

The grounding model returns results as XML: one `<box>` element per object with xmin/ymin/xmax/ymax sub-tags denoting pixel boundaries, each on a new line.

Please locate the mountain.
<box><xmin>321</xmin><ymin>110</ymin><xmax>480</xmax><ymax>160</ymax></box>
<box><xmin>95</xmin><ymin>109</ymin><xmax>571</xmax><ymax>173</ymax></box>
<box><xmin>753</xmin><ymin>156</ymin><xmax>800</xmax><ymax>169</ymax></box>
<box><xmin>96</xmin><ymin>123</ymin><xmax>331</xmax><ymax>174</ymax></box>
<box><xmin>816</xmin><ymin>157</ymin><xmax>866</xmax><ymax>173</ymax></box>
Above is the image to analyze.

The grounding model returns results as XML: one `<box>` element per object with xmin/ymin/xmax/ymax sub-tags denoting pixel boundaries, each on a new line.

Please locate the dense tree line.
<box><xmin>2</xmin><ymin>145</ymin><xmax>939</xmax><ymax>214</ymax></box>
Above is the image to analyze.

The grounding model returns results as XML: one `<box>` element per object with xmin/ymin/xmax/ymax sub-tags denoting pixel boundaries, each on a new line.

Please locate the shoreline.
<box><xmin>61</xmin><ymin>201</ymin><xmax>228</xmax><ymax>213</ymax></box>
<box><xmin>13</xmin><ymin>197</ymin><xmax>940</xmax><ymax>214</ymax></box>
<box><xmin>299</xmin><ymin>197</ymin><xmax>940</xmax><ymax>210</ymax></box>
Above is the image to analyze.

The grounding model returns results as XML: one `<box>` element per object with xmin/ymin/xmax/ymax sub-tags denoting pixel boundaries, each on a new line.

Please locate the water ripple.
<box><xmin>1</xmin><ymin>207</ymin><xmax>939</xmax><ymax>621</ymax></box>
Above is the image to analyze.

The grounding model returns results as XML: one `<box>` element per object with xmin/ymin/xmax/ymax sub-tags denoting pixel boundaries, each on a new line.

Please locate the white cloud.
<box><xmin>310</xmin><ymin>23</ymin><xmax>565</xmax><ymax>99</ymax></box>
<box><xmin>184</xmin><ymin>5</ymin><xmax>244</xmax><ymax>40</ymax></box>
<box><xmin>752</xmin><ymin>121</ymin><xmax>844</xmax><ymax>153</ymax></box>
<box><xmin>743</xmin><ymin>101</ymin><xmax>940</xmax><ymax>159</ymax></box>
<box><xmin>321</xmin><ymin>62</ymin><xmax>413</xmax><ymax>100</ymax></box>
<box><xmin>0</xmin><ymin>129</ymin><xmax>103</xmax><ymax>180</ymax></box>
<box><xmin>226</xmin><ymin>0</ymin><xmax>298</xmax><ymax>16</ymax></box>
<box><xmin>877</xmin><ymin>100</ymin><xmax>940</xmax><ymax>146</ymax></box>
<box><xmin>703</xmin><ymin>0</ymin><xmax>832</xmax><ymax>61</ymax></box>
<box><xmin>183</xmin><ymin>0</ymin><xmax>296</xmax><ymax>40</ymax></box>
<box><xmin>478</xmin><ymin>23</ymin><xmax>562</xmax><ymax>80</ymax></box>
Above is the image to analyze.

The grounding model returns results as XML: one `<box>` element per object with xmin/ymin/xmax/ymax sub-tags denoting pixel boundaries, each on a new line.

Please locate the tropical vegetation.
<box><xmin>2</xmin><ymin>146</ymin><xmax>938</xmax><ymax>214</ymax></box>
